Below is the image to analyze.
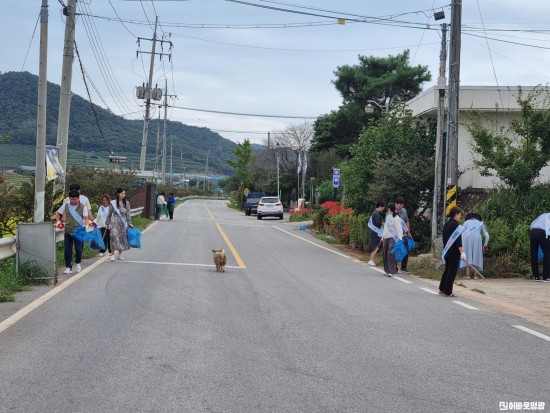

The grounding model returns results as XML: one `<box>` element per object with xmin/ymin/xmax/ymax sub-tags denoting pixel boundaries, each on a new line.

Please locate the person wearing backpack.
<box><xmin>55</xmin><ymin>190</ymin><xmax>90</xmax><ymax>274</ymax></box>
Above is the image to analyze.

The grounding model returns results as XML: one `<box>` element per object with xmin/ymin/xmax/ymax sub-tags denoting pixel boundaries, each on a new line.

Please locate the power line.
<box><xmin>170</xmin><ymin>105</ymin><xmax>317</xmax><ymax>119</ymax></box>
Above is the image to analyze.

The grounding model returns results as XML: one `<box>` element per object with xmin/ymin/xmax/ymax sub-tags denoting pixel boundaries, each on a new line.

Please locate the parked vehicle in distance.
<box><xmin>257</xmin><ymin>196</ymin><xmax>284</xmax><ymax>220</ymax></box>
<box><xmin>243</xmin><ymin>191</ymin><xmax>265</xmax><ymax>216</ymax></box>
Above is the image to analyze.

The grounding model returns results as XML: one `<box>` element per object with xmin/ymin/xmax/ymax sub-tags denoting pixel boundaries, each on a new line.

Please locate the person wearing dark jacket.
<box><xmin>439</xmin><ymin>206</ymin><xmax>467</xmax><ymax>297</ymax></box>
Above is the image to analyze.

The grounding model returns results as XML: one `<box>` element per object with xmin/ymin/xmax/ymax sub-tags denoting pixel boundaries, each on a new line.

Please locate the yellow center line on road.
<box><xmin>204</xmin><ymin>202</ymin><xmax>247</xmax><ymax>269</ymax></box>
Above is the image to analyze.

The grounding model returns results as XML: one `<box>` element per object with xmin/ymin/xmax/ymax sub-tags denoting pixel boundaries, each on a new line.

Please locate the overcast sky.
<box><xmin>3</xmin><ymin>0</ymin><xmax>550</xmax><ymax>149</ymax></box>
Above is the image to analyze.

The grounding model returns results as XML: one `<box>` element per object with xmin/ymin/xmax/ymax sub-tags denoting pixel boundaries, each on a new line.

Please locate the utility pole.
<box><xmin>55</xmin><ymin>0</ymin><xmax>76</xmax><ymax>188</ymax></box>
<box><xmin>204</xmin><ymin>150</ymin><xmax>210</xmax><ymax>192</ymax></box>
<box><xmin>170</xmin><ymin>135</ymin><xmax>173</xmax><ymax>184</ymax></box>
<box><xmin>154</xmin><ymin>112</ymin><xmax>161</xmax><ymax>180</ymax></box>
<box><xmin>445</xmin><ymin>0</ymin><xmax>462</xmax><ymax>218</ymax></box>
<box><xmin>34</xmin><ymin>0</ymin><xmax>48</xmax><ymax>223</ymax></box>
<box><xmin>136</xmin><ymin>17</ymin><xmax>172</xmax><ymax>171</ymax></box>
<box><xmin>161</xmin><ymin>80</ymin><xmax>167</xmax><ymax>184</ymax></box>
<box><xmin>431</xmin><ymin>23</ymin><xmax>448</xmax><ymax>244</ymax></box>
<box><xmin>160</xmin><ymin>80</ymin><xmax>177</xmax><ymax>184</ymax></box>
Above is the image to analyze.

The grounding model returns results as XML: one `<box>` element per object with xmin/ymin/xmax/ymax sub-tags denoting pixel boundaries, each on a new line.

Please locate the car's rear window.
<box><xmin>261</xmin><ymin>198</ymin><xmax>279</xmax><ymax>203</ymax></box>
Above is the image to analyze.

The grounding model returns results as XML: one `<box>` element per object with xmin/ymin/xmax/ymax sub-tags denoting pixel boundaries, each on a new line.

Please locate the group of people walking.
<box><xmin>368</xmin><ymin>198</ymin><xmax>549</xmax><ymax>296</ymax></box>
<box><xmin>55</xmin><ymin>184</ymin><xmax>134</xmax><ymax>275</ymax></box>
<box><xmin>155</xmin><ymin>192</ymin><xmax>176</xmax><ymax>221</ymax></box>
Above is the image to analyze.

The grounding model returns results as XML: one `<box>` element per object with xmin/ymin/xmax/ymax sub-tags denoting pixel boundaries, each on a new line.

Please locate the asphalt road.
<box><xmin>0</xmin><ymin>199</ymin><xmax>549</xmax><ymax>413</ymax></box>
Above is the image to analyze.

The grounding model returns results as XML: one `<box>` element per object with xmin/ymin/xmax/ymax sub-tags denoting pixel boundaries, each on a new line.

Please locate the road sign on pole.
<box><xmin>332</xmin><ymin>168</ymin><xmax>340</xmax><ymax>188</ymax></box>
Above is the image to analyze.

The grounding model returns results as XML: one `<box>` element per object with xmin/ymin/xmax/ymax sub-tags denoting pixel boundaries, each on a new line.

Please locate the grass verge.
<box><xmin>0</xmin><ymin>259</ymin><xmax>29</xmax><ymax>302</ymax></box>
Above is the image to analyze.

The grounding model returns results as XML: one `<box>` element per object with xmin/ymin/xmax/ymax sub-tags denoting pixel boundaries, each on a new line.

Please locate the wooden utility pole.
<box><xmin>139</xmin><ymin>17</ymin><xmax>158</xmax><ymax>172</ymax></box>
<box><xmin>34</xmin><ymin>0</ymin><xmax>48</xmax><ymax>223</ymax></box>
<box><xmin>445</xmin><ymin>0</ymin><xmax>462</xmax><ymax>218</ymax></box>
<box><xmin>431</xmin><ymin>23</ymin><xmax>447</xmax><ymax>243</ymax></box>
<box><xmin>55</xmin><ymin>0</ymin><xmax>77</xmax><ymax>186</ymax></box>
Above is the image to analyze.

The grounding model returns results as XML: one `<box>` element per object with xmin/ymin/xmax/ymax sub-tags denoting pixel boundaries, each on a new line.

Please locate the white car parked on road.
<box><xmin>257</xmin><ymin>196</ymin><xmax>284</xmax><ymax>220</ymax></box>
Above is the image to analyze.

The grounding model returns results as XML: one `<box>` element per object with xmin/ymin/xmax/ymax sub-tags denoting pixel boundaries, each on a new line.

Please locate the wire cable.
<box><xmin>21</xmin><ymin>13</ymin><xmax>40</xmax><ymax>71</ymax></box>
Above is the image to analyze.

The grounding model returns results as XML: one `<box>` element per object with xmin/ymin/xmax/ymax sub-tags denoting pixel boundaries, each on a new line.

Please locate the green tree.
<box><xmin>227</xmin><ymin>139</ymin><xmax>256</xmax><ymax>190</ymax></box>
<box><xmin>310</xmin><ymin>50</ymin><xmax>431</xmax><ymax>156</ymax></box>
<box><xmin>467</xmin><ymin>87</ymin><xmax>550</xmax><ymax>193</ymax></box>
<box><xmin>342</xmin><ymin>105</ymin><xmax>436</xmax><ymax>215</ymax></box>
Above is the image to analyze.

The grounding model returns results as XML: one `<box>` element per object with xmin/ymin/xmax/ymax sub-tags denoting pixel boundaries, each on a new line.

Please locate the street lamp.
<box><xmin>364</xmin><ymin>100</ymin><xmax>384</xmax><ymax>114</ymax></box>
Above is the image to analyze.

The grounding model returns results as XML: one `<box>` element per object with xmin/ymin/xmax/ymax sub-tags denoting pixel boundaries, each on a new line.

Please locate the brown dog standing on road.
<box><xmin>212</xmin><ymin>249</ymin><xmax>227</xmax><ymax>272</ymax></box>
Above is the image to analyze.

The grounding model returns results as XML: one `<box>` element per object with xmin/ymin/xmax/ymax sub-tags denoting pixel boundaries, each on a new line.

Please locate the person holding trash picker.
<box><xmin>460</xmin><ymin>212</ymin><xmax>490</xmax><ymax>279</ymax></box>
<box><xmin>106</xmin><ymin>188</ymin><xmax>134</xmax><ymax>262</ymax></box>
<box><xmin>55</xmin><ymin>190</ymin><xmax>90</xmax><ymax>274</ymax></box>
<box><xmin>439</xmin><ymin>206</ymin><xmax>467</xmax><ymax>297</ymax></box>
<box><xmin>382</xmin><ymin>202</ymin><xmax>403</xmax><ymax>278</ymax></box>
<box><xmin>529</xmin><ymin>212</ymin><xmax>550</xmax><ymax>282</ymax></box>
<box><xmin>367</xmin><ymin>200</ymin><xmax>385</xmax><ymax>266</ymax></box>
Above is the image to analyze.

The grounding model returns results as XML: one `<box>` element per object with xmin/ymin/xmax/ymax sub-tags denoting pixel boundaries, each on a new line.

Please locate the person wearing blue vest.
<box><xmin>439</xmin><ymin>206</ymin><xmax>467</xmax><ymax>297</ymax></box>
<box><xmin>529</xmin><ymin>212</ymin><xmax>550</xmax><ymax>282</ymax></box>
<box><xmin>55</xmin><ymin>190</ymin><xmax>90</xmax><ymax>274</ymax></box>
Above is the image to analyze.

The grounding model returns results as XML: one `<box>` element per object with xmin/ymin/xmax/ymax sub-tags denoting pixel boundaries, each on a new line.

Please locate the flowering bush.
<box><xmin>313</xmin><ymin>201</ymin><xmax>353</xmax><ymax>242</ymax></box>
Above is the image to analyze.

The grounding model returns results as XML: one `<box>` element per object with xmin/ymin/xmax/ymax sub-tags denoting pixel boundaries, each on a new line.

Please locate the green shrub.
<box><xmin>349</xmin><ymin>213</ymin><xmax>369</xmax><ymax>251</ymax></box>
<box><xmin>0</xmin><ymin>259</ymin><xmax>26</xmax><ymax>302</ymax></box>
<box><xmin>289</xmin><ymin>208</ymin><xmax>314</xmax><ymax>222</ymax></box>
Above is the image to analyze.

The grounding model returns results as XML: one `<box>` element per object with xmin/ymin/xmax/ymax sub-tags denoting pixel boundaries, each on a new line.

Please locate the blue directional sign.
<box><xmin>332</xmin><ymin>168</ymin><xmax>340</xmax><ymax>188</ymax></box>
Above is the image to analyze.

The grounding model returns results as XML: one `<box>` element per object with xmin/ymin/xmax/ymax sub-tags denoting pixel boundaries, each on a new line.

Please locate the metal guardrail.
<box><xmin>0</xmin><ymin>207</ymin><xmax>144</xmax><ymax>261</ymax></box>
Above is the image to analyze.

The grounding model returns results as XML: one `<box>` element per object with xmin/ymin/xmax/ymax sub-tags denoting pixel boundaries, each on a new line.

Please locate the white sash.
<box><xmin>68</xmin><ymin>205</ymin><xmax>84</xmax><ymax>227</ymax></box>
<box><xmin>111</xmin><ymin>200</ymin><xmax>128</xmax><ymax>229</ymax></box>
<box><xmin>463</xmin><ymin>220</ymin><xmax>483</xmax><ymax>236</ymax></box>
<box><xmin>368</xmin><ymin>216</ymin><xmax>383</xmax><ymax>238</ymax></box>
<box><xmin>442</xmin><ymin>224</ymin><xmax>464</xmax><ymax>263</ymax></box>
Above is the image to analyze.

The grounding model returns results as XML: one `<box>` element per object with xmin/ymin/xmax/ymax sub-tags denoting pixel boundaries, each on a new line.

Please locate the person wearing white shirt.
<box><xmin>382</xmin><ymin>203</ymin><xmax>403</xmax><ymax>278</ymax></box>
<box><xmin>63</xmin><ymin>183</ymin><xmax>93</xmax><ymax>221</ymax></box>
<box><xmin>55</xmin><ymin>190</ymin><xmax>89</xmax><ymax>274</ymax></box>
<box><xmin>95</xmin><ymin>194</ymin><xmax>112</xmax><ymax>257</ymax></box>
<box><xmin>155</xmin><ymin>192</ymin><xmax>166</xmax><ymax>221</ymax></box>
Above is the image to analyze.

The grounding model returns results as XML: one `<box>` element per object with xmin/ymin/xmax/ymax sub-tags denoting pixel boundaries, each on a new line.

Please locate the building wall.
<box><xmin>408</xmin><ymin>86</ymin><xmax>550</xmax><ymax>190</ymax></box>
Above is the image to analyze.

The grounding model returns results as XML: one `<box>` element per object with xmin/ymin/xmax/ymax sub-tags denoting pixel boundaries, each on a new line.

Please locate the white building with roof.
<box><xmin>406</xmin><ymin>85</ymin><xmax>550</xmax><ymax>191</ymax></box>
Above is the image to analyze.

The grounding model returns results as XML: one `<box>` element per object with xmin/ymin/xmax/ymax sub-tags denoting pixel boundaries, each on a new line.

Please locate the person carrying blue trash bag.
<box><xmin>529</xmin><ymin>212</ymin><xmax>550</xmax><ymax>282</ymax></box>
<box><xmin>105</xmin><ymin>188</ymin><xmax>140</xmax><ymax>262</ymax></box>
<box><xmin>55</xmin><ymin>189</ymin><xmax>90</xmax><ymax>274</ymax></box>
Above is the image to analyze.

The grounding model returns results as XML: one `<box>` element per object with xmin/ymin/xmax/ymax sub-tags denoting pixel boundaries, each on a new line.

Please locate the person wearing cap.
<box><xmin>529</xmin><ymin>212</ymin><xmax>550</xmax><ymax>282</ymax></box>
<box><xmin>460</xmin><ymin>212</ymin><xmax>490</xmax><ymax>279</ymax></box>
<box><xmin>394</xmin><ymin>196</ymin><xmax>411</xmax><ymax>273</ymax></box>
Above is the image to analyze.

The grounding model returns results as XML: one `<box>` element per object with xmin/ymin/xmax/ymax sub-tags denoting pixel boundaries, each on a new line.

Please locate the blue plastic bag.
<box><xmin>88</xmin><ymin>227</ymin><xmax>106</xmax><ymax>251</ymax></box>
<box><xmin>391</xmin><ymin>239</ymin><xmax>408</xmax><ymax>262</ymax></box>
<box><xmin>405</xmin><ymin>237</ymin><xmax>416</xmax><ymax>252</ymax></box>
<box><xmin>71</xmin><ymin>225</ymin><xmax>93</xmax><ymax>242</ymax></box>
<box><xmin>127</xmin><ymin>227</ymin><xmax>142</xmax><ymax>249</ymax></box>
<box><xmin>539</xmin><ymin>246</ymin><xmax>544</xmax><ymax>262</ymax></box>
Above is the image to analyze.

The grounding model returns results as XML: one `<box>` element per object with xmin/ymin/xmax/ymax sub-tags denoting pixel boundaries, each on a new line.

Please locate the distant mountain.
<box><xmin>0</xmin><ymin>71</ymin><xmax>237</xmax><ymax>175</ymax></box>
